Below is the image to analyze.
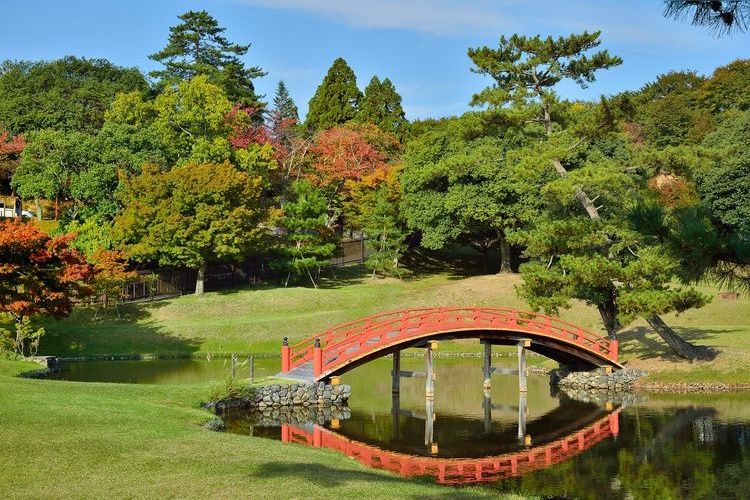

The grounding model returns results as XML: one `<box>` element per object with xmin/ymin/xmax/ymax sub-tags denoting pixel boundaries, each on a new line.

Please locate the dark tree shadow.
<box><xmin>247</xmin><ymin>461</ymin><xmax>498</xmax><ymax>499</ymax></box>
<box><xmin>36</xmin><ymin>299</ymin><xmax>203</xmax><ymax>358</ymax></box>
<box><xmin>619</xmin><ymin>325</ymin><xmax>731</xmax><ymax>361</ymax></box>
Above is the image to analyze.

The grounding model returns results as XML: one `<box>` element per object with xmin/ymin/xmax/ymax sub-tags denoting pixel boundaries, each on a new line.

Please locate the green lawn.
<box><xmin>1</xmin><ymin>361</ymin><xmax>531</xmax><ymax>499</ymax></box>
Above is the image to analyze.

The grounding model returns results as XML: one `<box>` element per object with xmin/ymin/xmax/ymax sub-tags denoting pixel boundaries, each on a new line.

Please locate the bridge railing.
<box><xmin>285</xmin><ymin>307</ymin><xmax>617</xmax><ymax>375</ymax></box>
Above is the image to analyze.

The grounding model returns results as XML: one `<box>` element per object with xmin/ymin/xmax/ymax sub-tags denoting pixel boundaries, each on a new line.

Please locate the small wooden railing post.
<box><xmin>281</xmin><ymin>337</ymin><xmax>290</xmax><ymax>373</ymax></box>
<box><xmin>313</xmin><ymin>338</ymin><xmax>322</xmax><ymax>377</ymax></box>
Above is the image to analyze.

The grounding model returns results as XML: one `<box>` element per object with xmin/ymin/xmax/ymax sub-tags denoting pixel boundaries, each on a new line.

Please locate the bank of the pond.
<box><xmin>0</xmin><ymin>358</ymin><xmax>531</xmax><ymax>499</ymax></box>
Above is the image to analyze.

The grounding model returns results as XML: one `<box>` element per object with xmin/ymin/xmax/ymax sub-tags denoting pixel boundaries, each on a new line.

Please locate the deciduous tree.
<box><xmin>0</xmin><ymin>218</ymin><xmax>92</xmax><ymax>356</ymax></box>
<box><xmin>113</xmin><ymin>162</ymin><xmax>266</xmax><ymax>296</ymax></box>
<box><xmin>0</xmin><ymin>56</ymin><xmax>147</xmax><ymax>135</ymax></box>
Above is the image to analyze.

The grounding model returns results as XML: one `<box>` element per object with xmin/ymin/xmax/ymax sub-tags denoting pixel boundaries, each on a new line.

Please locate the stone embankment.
<box><xmin>207</xmin><ymin>382</ymin><xmax>351</xmax><ymax>414</ymax></box>
<box><xmin>552</xmin><ymin>367</ymin><xmax>648</xmax><ymax>392</ymax></box>
<box><xmin>550</xmin><ymin>367</ymin><xmax>649</xmax><ymax>405</ymax></box>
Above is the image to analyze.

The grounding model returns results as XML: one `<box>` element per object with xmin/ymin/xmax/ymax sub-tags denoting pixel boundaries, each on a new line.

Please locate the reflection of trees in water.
<box><xmin>488</xmin><ymin>406</ymin><xmax>750</xmax><ymax>499</ymax></box>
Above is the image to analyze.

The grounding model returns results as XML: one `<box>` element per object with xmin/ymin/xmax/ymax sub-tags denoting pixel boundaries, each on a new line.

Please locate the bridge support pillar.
<box><xmin>425</xmin><ymin>342</ymin><xmax>435</xmax><ymax>399</ymax></box>
<box><xmin>518</xmin><ymin>343</ymin><xmax>528</xmax><ymax>393</ymax></box>
<box><xmin>483</xmin><ymin>342</ymin><xmax>492</xmax><ymax>389</ymax></box>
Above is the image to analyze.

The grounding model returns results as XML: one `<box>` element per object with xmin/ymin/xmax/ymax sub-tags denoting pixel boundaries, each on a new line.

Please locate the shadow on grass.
<box><xmin>247</xmin><ymin>461</ymin><xmax>496</xmax><ymax>498</ymax></box>
<box><xmin>619</xmin><ymin>325</ymin><xmax>734</xmax><ymax>361</ymax></box>
<box><xmin>36</xmin><ymin>299</ymin><xmax>203</xmax><ymax>358</ymax></box>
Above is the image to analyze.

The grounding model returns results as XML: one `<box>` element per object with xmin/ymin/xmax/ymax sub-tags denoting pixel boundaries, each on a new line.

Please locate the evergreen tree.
<box><xmin>363</xmin><ymin>185</ymin><xmax>408</xmax><ymax>278</ymax></box>
<box><xmin>272</xmin><ymin>180</ymin><xmax>338</xmax><ymax>288</ymax></box>
<box><xmin>149</xmin><ymin>10</ymin><xmax>265</xmax><ymax>106</ymax></box>
<box><xmin>357</xmin><ymin>76</ymin><xmax>408</xmax><ymax>137</ymax></box>
<box><xmin>273</xmin><ymin>80</ymin><xmax>299</xmax><ymax>122</ymax></box>
<box><xmin>306</xmin><ymin>58</ymin><xmax>362</xmax><ymax>131</ymax></box>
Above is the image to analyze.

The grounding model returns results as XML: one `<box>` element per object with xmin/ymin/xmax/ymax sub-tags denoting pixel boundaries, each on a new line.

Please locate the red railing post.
<box><xmin>609</xmin><ymin>339</ymin><xmax>619</xmax><ymax>362</ymax></box>
<box><xmin>281</xmin><ymin>424</ymin><xmax>290</xmax><ymax>443</ymax></box>
<box><xmin>281</xmin><ymin>337</ymin><xmax>290</xmax><ymax>372</ymax></box>
<box><xmin>313</xmin><ymin>338</ymin><xmax>322</xmax><ymax>377</ymax></box>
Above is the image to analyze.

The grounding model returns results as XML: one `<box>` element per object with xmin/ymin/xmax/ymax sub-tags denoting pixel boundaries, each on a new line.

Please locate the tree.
<box><xmin>149</xmin><ymin>10</ymin><xmax>265</xmax><ymax>106</ymax></box>
<box><xmin>306</xmin><ymin>58</ymin><xmax>362</xmax><ymax>131</ymax></box>
<box><xmin>0</xmin><ymin>131</ymin><xmax>25</xmax><ymax>190</ymax></box>
<box><xmin>272</xmin><ymin>80</ymin><xmax>299</xmax><ymax>123</ymax></box>
<box><xmin>113</xmin><ymin>162</ymin><xmax>266</xmax><ymax>296</ymax></box>
<box><xmin>362</xmin><ymin>184</ymin><xmax>409</xmax><ymax>278</ymax></box>
<box><xmin>107</xmin><ymin>75</ymin><xmax>238</xmax><ymax>167</ymax></box>
<box><xmin>401</xmin><ymin>117</ymin><xmax>545</xmax><ymax>273</ymax></box>
<box><xmin>663</xmin><ymin>1</ymin><xmax>750</xmax><ymax>35</ymax></box>
<box><xmin>11</xmin><ymin>129</ymin><xmax>93</xmax><ymax>219</ymax></box>
<box><xmin>357</xmin><ymin>76</ymin><xmax>408</xmax><ymax>137</ymax></box>
<box><xmin>698</xmin><ymin>59</ymin><xmax>750</xmax><ymax>112</ymax></box>
<box><xmin>272</xmin><ymin>180</ymin><xmax>338</xmax><ymax>288</ymax></box>
<box><xmin>0</xmin><ymin>218</ymin><xmax>92</xmax><ymax>356</ymax></box>
<box><xmin>0</xmin><ymin>56</ymin><xmax>148</xmax><ymax>135</ymax></box>
<box><xmin>469</xmin><ymin>32</ymin><xmax>709</xmax><ymax>359</ymax></box>
<box><xmin>88</xmin><ymin>249</ymin><xmax>139</xmax><ymax>319</ymax></box>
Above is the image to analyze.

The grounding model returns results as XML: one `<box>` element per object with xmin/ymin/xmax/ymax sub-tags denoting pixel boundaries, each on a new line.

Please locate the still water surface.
<box><xmin>49</xmin><ymin>357</ymin><xmax>278</xmax><ymax>384</ymax></box>
<box><xmin>222</xmin><ymin>357</ymin><xmax>750</xmax><ymax>498</ymax></box>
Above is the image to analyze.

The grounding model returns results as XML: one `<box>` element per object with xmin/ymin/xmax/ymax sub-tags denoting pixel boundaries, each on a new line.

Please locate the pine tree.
<box><xmin>273</xmin><ymin>80</ymin><xmax>299</xmax><ymax>122</ymax></box>
<box><xmin>357</xmin><ymin>76</ymin><xmax>408</xmax><ymax>137</ymax></box>
<box><xmin>149</xmin><ymin>10</ymin><xmax>265</xmax><ymax>106</ymax></box>
<box><xmin>306</xmin><ymin>58</ymin><xmax>362</xmax><ymax>131</ymax></box>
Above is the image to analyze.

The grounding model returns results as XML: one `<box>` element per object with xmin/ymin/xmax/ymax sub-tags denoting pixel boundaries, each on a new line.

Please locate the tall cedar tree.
<box><xmin>306</xmin><ymin>58</ymin><xmax>362</xmax><ymax>131</ymax></box>
<box><xmin>149</xmin><ymin>10</ymin><xmax>265</xmax><ymax>106</ymax></box>
<box><xmin>357</xmin><ymin>76</ymin><xmax>408</xmax><ymax>137</ymax></box>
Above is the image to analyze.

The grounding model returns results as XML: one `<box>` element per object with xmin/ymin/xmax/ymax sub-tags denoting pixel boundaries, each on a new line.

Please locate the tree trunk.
<box><xmin>551</xmin><ymin>156</ymin><xmax>707</xmax><ymax>359</ymax></box>
<box><xmin>34</xmin><ymin>197</ymin><xmax>43</xmax><ymax>220</ymax></box>
<box><xmin>498</xmin><ymin>231</ymin><xmax>512</xmax><ymax>274</ymax></box>
<box><xmin>195</xmin><ymin>264</ymin><xmax>206</xmax><ymax>297</ymax></box>
<box><xmin>645</xmin><ymin>315</ymin><xmax>716</xmax><ymax>360</ymax></box>
<box><xmin>597</xmin><ymin>298</ymin><xmax>621</xmax><ymax>339</ymax></box>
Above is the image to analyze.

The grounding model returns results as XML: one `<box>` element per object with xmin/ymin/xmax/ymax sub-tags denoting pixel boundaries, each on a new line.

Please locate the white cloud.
<box><xmin>238</xmin><ymin>0</ymin><xmax>522</xmax><ymax>36</ymax></box>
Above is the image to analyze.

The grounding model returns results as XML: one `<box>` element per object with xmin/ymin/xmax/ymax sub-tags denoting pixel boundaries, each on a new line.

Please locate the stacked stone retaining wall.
<box><xmin>207</xmin><ymin>382</ymin><xmax>351</xmax><ymax>414</ymax></box>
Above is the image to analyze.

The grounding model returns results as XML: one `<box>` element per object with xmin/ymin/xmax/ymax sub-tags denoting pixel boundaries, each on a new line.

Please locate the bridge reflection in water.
<box><xmin>281</xmin><ymin>400</ymin><xmax>621</xmax><ymax>485</ymax></box>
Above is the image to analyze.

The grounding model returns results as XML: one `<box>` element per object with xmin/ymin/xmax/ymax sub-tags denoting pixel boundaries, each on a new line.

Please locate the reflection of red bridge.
<box><xmin>282</xmin><ymin>409</ymin><xmax>621</xmax><ymax>485</ymax></box>
<box><xmin>281</xmin><ymin>307</ymin><xmax>621</xmax><ymax>382</ymax></box>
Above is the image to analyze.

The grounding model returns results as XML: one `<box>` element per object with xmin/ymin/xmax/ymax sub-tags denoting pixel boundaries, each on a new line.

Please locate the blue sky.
<box><xmin>1</xmin><ymin>1</ymin><xmax>746</xmax><ymax>121</ymax></box>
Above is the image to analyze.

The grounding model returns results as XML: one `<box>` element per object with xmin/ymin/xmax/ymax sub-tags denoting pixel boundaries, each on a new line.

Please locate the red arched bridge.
<box><xmin>280</xmin><ymin>307</ymin><xmax>621</xmax><ymax>381</ymax></box>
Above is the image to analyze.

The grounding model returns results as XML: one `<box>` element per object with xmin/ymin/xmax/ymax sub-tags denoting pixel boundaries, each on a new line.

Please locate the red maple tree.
<box><xmin>0</xmin><ymin>218</ymin><xmax>92</xmax><ymax>323</ymax></box>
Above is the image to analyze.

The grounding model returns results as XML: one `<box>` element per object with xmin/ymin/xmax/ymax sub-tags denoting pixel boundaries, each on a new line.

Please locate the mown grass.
<box><xmin>0</xmin><ymin>361</ymin><xmax>534</xmax><ymax>499</ymax></box>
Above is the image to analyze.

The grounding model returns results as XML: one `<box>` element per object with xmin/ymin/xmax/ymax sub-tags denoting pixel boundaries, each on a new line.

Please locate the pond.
<box><xmin>221</xmin><ymin>356</ymin><xmax>750</xmax><ymax>497</ymax></box>
<box><xmin>48</xmin><ymin>356</ymin><xmax>278</xmax><ymax>385</ymax></box>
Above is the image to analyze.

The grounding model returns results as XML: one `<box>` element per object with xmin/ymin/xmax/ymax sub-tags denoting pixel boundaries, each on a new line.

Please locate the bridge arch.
<box><xmin>281</xmin><ymin>307</ymin><xmax>621</xmax><ymax>381</ymax></box>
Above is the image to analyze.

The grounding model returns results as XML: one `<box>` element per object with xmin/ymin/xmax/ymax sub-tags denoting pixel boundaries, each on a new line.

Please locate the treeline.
<box><xmin>1</xmin><ymin>11</ymin><xmax>749</xmax><ymax>359</ymax></box>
